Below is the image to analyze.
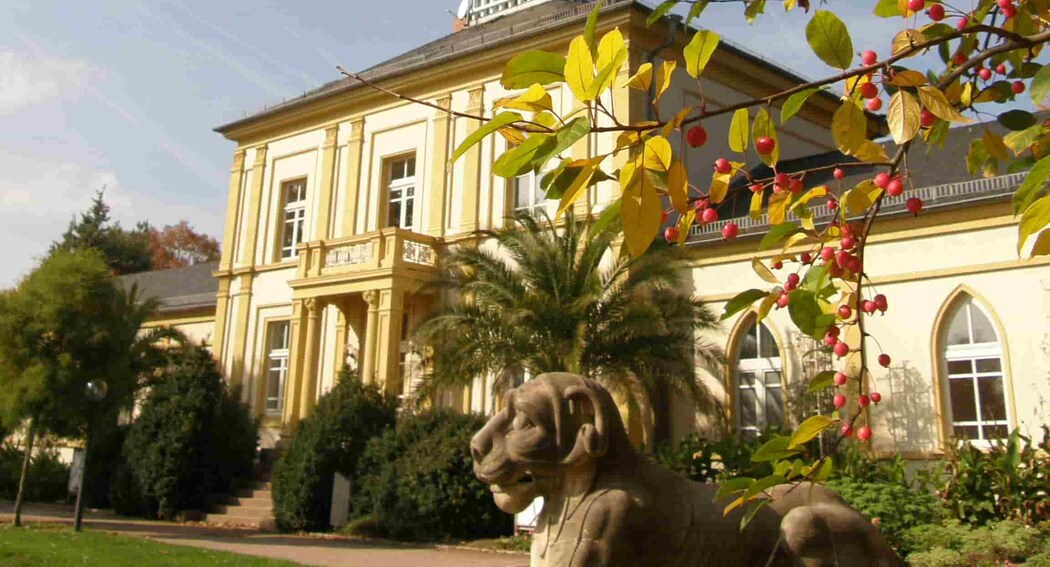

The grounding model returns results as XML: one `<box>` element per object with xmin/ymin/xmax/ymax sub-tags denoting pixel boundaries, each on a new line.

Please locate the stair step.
<box><xmin>212</xmin><ymin>495</ymin><xmax>272</xmax><ymax>507</ymax></box>
<box><xmin>235</xmin><ymin>488</ymin><xmax>272</xmax><ymax>499</ymax></box>
<box><xmin>209</xmin><ymin>503</ymin><xmax>273</xmax><ymax>516</ymax></box>
<box><xmin>203</xmin><ymin>513</ymin><xmax>277</xmax><ymax>531</ymax></box>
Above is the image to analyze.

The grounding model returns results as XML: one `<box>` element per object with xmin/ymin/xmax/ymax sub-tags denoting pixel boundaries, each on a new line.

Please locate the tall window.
<box><xmin>387</xmin><ymin>156</ymin><xmax>416</xmax><ymax>231</ymax></box>
<box><xmin>735</xmin><ymin>319</ymin><xmax>783</xmax><ymax>440</ymax></box>
<box><xmin>511</xmin><ymin>172</ymin><xmax>546</xmax><ymax>217</ymax></box>
<box><xmin>280</xmin><ymin>179</ymin><xmax>307</xmax><ymax>260</ymax></box>
<box><xmin>265</xmin><ymin>321</ymin><xmax>290</xmax><ymax>414</ymax></box>
<box><xmin>943</xmin><ymin>297</ymin><xmax>1008</xmax><ymax>442</ymax></box>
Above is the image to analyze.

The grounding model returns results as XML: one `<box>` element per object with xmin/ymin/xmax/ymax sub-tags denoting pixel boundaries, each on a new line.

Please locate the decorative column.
<box><xmin>281</xmin><ymin>299</ymin><xmax>306</xmax><ymax>425</ymax></box>
<box><xmin>228</xmin><ymin>273</ymin><xmax>254</xmax><ymax>388</ymax></box>
<box><xmin>333</xmin><ymin>300</ymin><xmax>349</xmax><ymax>379</ymax></box>
<box><xmin>314</xmin><ymin>125</ymin><xmax>340</xmax><ymax>241</ymax></box>
<box><xmin>428</xmin><ymin>95</ymin><xmax>452</xmax><ymax>237</ymax></box>
<box><xmin>341</xmin><ymin>119</ymin><xmax>365</xmax><ymax>237</ymax></box>
<box><xmin>298</xmin><ymin>298</ymin><xmax>324</xmax><ymax>420</ymax></box>
<box><xmin>375</xmin><ymin>288</ymin><xmax>405</xmax><ymax>396</ymax></box>
<box><xmin>219</xmin><ymin>150</ymin><xmax>246</xmax><ymax>272</ymax></box>
<box><xmin>240</xmin><ymin>146</ymin><xmax>269</xmax><ymax>267</ymax></box>
<box><xmin>458</xmin><ymin>87</ymin><xmax>485</xmax><ymax>234</ymax></box>
<box><xmin>213</xmin><ymin>277</ymin><xmax>232</xmax><ymax>369</ymax></box>
<box><xmin>361</xmin><ymin>290</ymin><xmax>380</xmax><ymax>385</ymax></box>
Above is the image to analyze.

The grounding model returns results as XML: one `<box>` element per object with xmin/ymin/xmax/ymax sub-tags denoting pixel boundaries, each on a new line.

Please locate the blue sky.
<box><xmin>0</xmin><ymin>0</ymin><xmax>963</xmax><ymax>285</ymax></box>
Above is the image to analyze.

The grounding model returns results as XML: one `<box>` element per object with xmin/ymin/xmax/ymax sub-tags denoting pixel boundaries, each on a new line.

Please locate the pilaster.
<box><xmin>361</xmin><ymin>290</ymin><xmax>380</xmax><ymax>385</ymax></box>
<box><xmin>428</xmin><ymin>96</ymin><xmax>452</xmax><ymax>238</ymax></box>
<box><xmin>240</xmin><ymin>146</ymin><xmax>269</xmax><ymax>266</ymax></box>
<box><xmin>228</xmin><ymin>273</ymin><xmax>255</xmax><ymax>388</ymax></box>
<box><xmin>219</xmin><ymin>150</ymin><xmax>246</xmax><ymax>271</ymax></box>
<box><xmin>314</xmin><ymin>126</ymin><xmax>340</xmax><ymax>240</ymax></box>
<box><xmin>298</xmin><ymin>298</ymin><xmax>324</xmax><ymax>420</ymax></box>
<box><xmin>374</xmin><ymin>288</ymin><xmax>405</xmax><ymax>396</ymax></box>
<box><xmin>282</xmin><ymin>299</ymin><xmax>306</xmax><ymax>426</ymax></box>
<box><xmin>213</xmin><ymin>277</ymin><xmax>233</xmax><ymax>369</ymax></box>
<box><xmin>459</xmin><ymin>87</ymin><xmax>485</xmax><ymax>234</ymax></box>
<box><xmin>341</xmin><ymin>119</ymin><xmax>366</xmax><ymax>237</ymax></box>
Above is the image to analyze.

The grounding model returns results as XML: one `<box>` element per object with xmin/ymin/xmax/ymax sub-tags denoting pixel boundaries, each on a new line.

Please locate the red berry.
<box><xmin>874</xmin><ymin>294</ymin><xmax>888</xmax><ymax>312</ymax></box>
<box><xmin>906</xmin><ymin>197</ymin><xmax>923</xmax><ymax>214</ymax></box>
<box><xmin>1012</xmin><ymin>80</ymin><xmax>1026</xmax><ymax>94</ymax></box>
<box><xmin>687</xmin><ymin>125</ymin><xmax>708</xmax><ymax>148</ymax></box>
<box><xmin>952</xmin><ymin>52</ymin><xmax>967</xmax><ymax>66</ymax></box>
<box><xmin>847</xmin><ymin>255</ymin><xmax>863</xmax><ymax>275</ymax></box>
<box><xmin>840</xmin><ymin>223</ymin><xmax>855</xmax><ymax>238</ymax></box>
<box><xmin>856</xmin><ymin>426</ymin><xmax>872</xmax><ymax>442</ymax></box>
<box><xmin>824</xmin><ymin>332</ymin><xmax>838</xmax><ymax>346</ymax></box>
<box><xmin>996</xmin><ymin>63</ymin><xmax>1008</xmax><ymax>75</ymax></box>
<box><xmin>874</xmin><ymin>172</ymin><xmax>890</xmax><ymax>188</ymax></box>
<box><xmin>834</xmin><ymin>372</ymin><xmax>849</xmax><ymax>386</ymax></box>
<box><xmin>862</xmin><ymin>300</ymin><xmax>878</xmax><ymax>314</ymax></box>
<box><xmin>789</xmin><ymin>178</ymin><xmax>804</xmax><ymax>193</ymax></box>
<box><xmin>714</xmin><ymin>158</ymin><xmax>732</xmax><ymax>174</ymax></box>
<box><xmin>838</xmin><ymin>305</ymin><xmax>853</xmax><ymax>319</ymax></box>
<box><xmin>886</xmin><ymin>178</ymin><xmax>904</xmax><ymax>197</ymax></box>
<box><xmin>774</xmin><ymin>172</ymin><xmax>791</xmax><ymax>187</ymax></box>
<box><xmin>772</xmin><ymin>260</ymin><xmax>783</xmax><ymax>270</ymax></box>
<box><xmin>785</xmin><ymin>273</ymin><xmax>801</xmax><ymax>290</ymax></box>
<box><xmin>834</xmin><ymin>394</ymin><xmax>847</xmax><ymax>408</ymax></box>
<box><xmin>861</xmin><ymin>50</ymin><xmax>878</xmax><ymax>66</ymax></box>
<box><xmin>978</xmin><ymin>67</ymin><xmax>992</xmax><ymax>81</ymax></box>
<box><xmin>1002</xmin><ymin>3</ymin><xmax>1016</xmax><ymax>18</ymax></box>
<box><xmin>921</xmin><ymin>109</ymin><xmax>937</xmax><ymax>128</ymax></box>
<box><xmin>859</xmin><ymin>82</ymin><xmax>879</xmax><ymax>100</ymax></box>
<box><xmin>858</xmin><ymin>394</ymin><xmax>871</xmax><ymax>407</ymax></box>
<box><xmin>833</xmin><ymin>168</ymin><xmax>845</xmax><ymax>180</ymax></box>
<box><xmin>841</xmin><ymin>423</ymin><xmax>854</xmax><ymax>438</ymax></box>
<box><xmin>841</xmin><ymin>236</ymin><xmax>856</xmax><ymax>250</ymax></box>
<box><xmin>820</xmin><ymin>246</ymin><xmax>835</xmax><ymax>262</ymax></box>
<box><xmin>836</xmin><ymin>250</ymin><xmax>851</xmax><ymax>269</ymax></box>
<box><xmin>834</xmin><ymin>341</ymin><xmax>850</xmax><ymax>358</ymax></box>
<box><xmin>827</xmin><ymin>198</ymin><xmax>839</xmax><ymax>211</ymax></box>
<box><xmin>755</xmin><ymin>136</ymin><xmax>776</xmax><ymax>155</ymax></box>
<box><xmin>997</xmin><ymin>0</ymin><xmax>1012</xmax><ymax>8</ymax></box>
<box><xmin>907</xmin><ymin>0</ymin><xmax>924</xmax><ymax>11</ymax></box>
<box><xmin>866</xmin><ymin>97</ymin><xmax>883</xmax><ymax>112</ymax></box>
<box><xmin>827</xmin><ymin>326</ymin><xmax>840</xmax><ymax>338</ymax></box>
<box><xmin>695</xmin><ymin>198</ymin><xmax>710</xmax><ymax>211</ymax></box>
<box><xmin>750</xmin><ymin>183</ymin><xmax>764</xmax><ymax>194</ymax></box>
<box><xmin>870</xmin><ymin>392</ymin><xmax>882</xmax><ymax>404</ymax></box>
<box><xmin>661</xmin><ymin>210</ymin><xmax>668</xmax><ymax>224</ymax></box>
<box><xmin>928</xmin><ymin>3</ymin><xmax>945</xmax><ymax>20</ymax></box>
<box><xmin>777</xmin><ymin>293</ymin><xmax>790</xmax><ymax>309</ymax></box>
<box><xmin>956</xmin><ymin>16</ymin><xmax>969</xmax><ymax>31</ymax></box>
<box><xmin>801</xmin><ymin>252</ymin><xmax>813</xmax><ymax>265</ymax></box>
<box><xmin>722</xmin><ymin>222</ymin><xmax>739</xmax><ymax>240</ymax></box>
<box><xmin>702</xmin><ymin>208</ymin><xmax>719</xmax><ymax>223</ymax></box>
<box><xmin>664</xmin><ymin>226</ymin><xmax>679</xmax><ymax>243</ymax></box>
<box><xmin>878</xmin><ymin>353</ymin><xmax>891</xmax><ymax>367</ymax></box>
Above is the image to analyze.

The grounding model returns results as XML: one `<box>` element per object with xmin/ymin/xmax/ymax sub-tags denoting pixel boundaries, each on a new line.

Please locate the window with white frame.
<box><xmin>943</xmin><ymin>297</ymin><xmax>1009</xmax><ymax>442</ymax></box>
<box><xmin>387</xmin><ymin>156</ymin><xmax>416</xmax><ymax>231</ymax></box>
<box><xmin>280</xmin><ymin>179</ymin><xmax>308</xmax><ymax>260</ymax></box>
<box><xmin>265</xmin><ymin>321</ymin><xmax>290</xmax><ymax>414</ymax></box>
<box><xmin>735</xmin><ymin>319</ymin><xmax>784</xmax><ymax>440</ymax></box>
<box><xmin>510</xmin><ymin>171</ymin><xmax>547</xmax><ymax>217</ymax></box>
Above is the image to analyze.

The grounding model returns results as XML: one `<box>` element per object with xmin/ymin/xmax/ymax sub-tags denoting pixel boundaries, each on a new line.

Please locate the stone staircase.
<box><xmin>203</xmin><ymin>450</ymin><xmax>277</xmax><ymax>530</ymax></box>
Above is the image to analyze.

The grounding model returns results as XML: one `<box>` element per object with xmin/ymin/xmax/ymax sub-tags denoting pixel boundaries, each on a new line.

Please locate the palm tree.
<box><xmin>415</xmin><ymin>212</ymin><xmax>724</xmax><ymax>446</ymax></box>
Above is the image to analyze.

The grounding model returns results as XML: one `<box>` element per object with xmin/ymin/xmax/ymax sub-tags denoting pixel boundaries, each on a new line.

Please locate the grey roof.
<box><xmin>119</xmin><ymin>261</ymin><xmax>219</xmax><ymax>312</ymax></box>
<box><xmin>215</xmin><ymin>0</ymin><xmax>838</xmax><ymax>135</ymax></box>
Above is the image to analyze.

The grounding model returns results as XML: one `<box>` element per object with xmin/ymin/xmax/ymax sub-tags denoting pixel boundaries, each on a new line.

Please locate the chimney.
<box><xmin>453</xmin><ymin>17</ymin><xmax>468</xmax><ymax>32</ymax></box>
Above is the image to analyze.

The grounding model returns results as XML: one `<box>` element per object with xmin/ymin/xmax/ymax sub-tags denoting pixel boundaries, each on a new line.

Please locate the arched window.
<box><xmin>942</xmin><ymin>296</ymin><xmax>1009</xmax><ymax>442</ymax></box>
<box><xmin>735</xmin><ymin>319</ymin><xmax>783</xmax><ymax>439</ymax></box>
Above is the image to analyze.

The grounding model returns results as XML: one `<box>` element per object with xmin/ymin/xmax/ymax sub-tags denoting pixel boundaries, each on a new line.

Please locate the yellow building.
<box><xmin>146</xmin><ymin>0</ymin><xmax>1047</xmax><ymax>454</ymax></box>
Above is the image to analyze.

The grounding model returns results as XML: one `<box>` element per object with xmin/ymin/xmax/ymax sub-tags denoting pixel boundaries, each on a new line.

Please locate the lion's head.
<box><xmin>470</xmin><ymin>373</ymin><xmax>633</xmax><ymax>514</ymax></box>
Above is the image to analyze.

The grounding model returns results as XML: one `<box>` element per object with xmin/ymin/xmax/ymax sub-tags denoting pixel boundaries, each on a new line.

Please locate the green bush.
<box><xmin>901</xmin><ymin>520</ymin><xmax>1045</xmax><ymax>566</ymax></box>
<box><xmin>652</xmin><ymin>432</ymin><xmax>774</xmax><ymax>483</ymax></box>
<box><xmin>112</xmin><ymin>345</ymin><xmax>257</xmax><ymax>519</ymax></box>
<box><xmin>825</xmin><ymin>478</ymin><xmax>942</xmax><ymax>548</ymax></box>
<box><xmin>348</xmin><ymin>409</ymin><xmax>511</xmax><ymax>541</ymax></box>
<box><xmin>0</xmin><ymin>444</ymin><xmax>70</xmax><ymax>503</ymax></box>
<box><xmin>271</xmin><ymin>368</ymin><xmax>396</xmax><ymax>532</ymax></box>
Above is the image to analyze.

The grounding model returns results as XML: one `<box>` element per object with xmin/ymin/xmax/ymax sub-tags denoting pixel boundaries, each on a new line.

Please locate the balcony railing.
<box><xmin>295</xmin><ymin>228</ymin><xmax>442</xmax><ymax>280</ymax></box>
<box><xmin>688</xmin><ymin>171</ymin><xmax>1027</xmax><ymax>244</ymax></box>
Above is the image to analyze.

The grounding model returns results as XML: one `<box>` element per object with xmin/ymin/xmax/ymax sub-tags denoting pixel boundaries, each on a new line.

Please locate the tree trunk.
<box><xmin>651</xmin><ymin>383</ymin><xmax>672</xmax><ymax>448</ymax></box>
<box><xmin>13</xmin><ymin>418</ymin><xmax>36</xmax><ymax>527</ymax></box>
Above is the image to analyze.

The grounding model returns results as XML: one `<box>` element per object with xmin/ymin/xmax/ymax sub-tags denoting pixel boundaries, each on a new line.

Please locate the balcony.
<box><xmin>289</xmin><ymin>228</ymin><xmax>442</xmax><ymax>294</ymax></box>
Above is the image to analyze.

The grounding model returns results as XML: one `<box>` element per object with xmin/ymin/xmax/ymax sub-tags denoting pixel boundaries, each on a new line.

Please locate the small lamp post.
<box><xmin>73</xmin><ymin>379</ymin><xmax>107</xmax><ymax>533</ymax></box>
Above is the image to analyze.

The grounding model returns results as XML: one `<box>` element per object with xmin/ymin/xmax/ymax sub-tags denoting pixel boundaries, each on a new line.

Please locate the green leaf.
<box><xmin>751</xmin><ymin>436</ymin><xmax>799</xmax><ymax>462</ymax></box>
<box><xmin>805</xmin><ymin>11</ymin><xmax>854</xmax><ymax>70</ymax></box>
<box><xmin>808</xmin><ymin>370</ymin><xmax>836</xmax><ymax>393</ymax></box>
<box><xmin>1014</xmin><ymin>154</ymin><xmax>1050</xmax><ymax>214</ymax></box>
<box><xmin>1018</xmin><ymin>195</ymin><xmax>1050</xmax><ymax>254</ymax></box>
<box><xmin>729</xmin><ymin>108</ymin><xmax>749</xmax><ymax>153</ymax></box>
<box><xmin>584</xmin><ymin>0</ymin><xmax>604</xmax><ymax>58</ymax></box>
<box><xmin>744</xmin><ymin>0</ymin><xmax>767</xmax><ymax>23</ymax></box>
<box><xmin>781</xmin><ymin>88</ymin><xmax>820</xmax><ymax>125</ymax></box>
<box><xmin>759</xmin><ymin>222</ymin><xmax>800</xmax><ymax>250</ymax></box>
<box><xmin>787</xmin><ymin>289</ymin><xmax>833</xmax><ymax>339</ymax></box>
<box><xmin>873</xmin><ymin>0</ymin><xmax>900</xmax><ymax>17</ymax></box>
<box><xmin>813</xmin><ymin>458</ymin><xmax>834</xmax><ymax>481</ymax></box>
<box><xmin>492</xmin><ymin>134</ymin><xmax>553</xmax><ymax>178</ymax></box>
<box><xmin>452</xmin><ymin>112</ymin><xmax>521</xmax><ymax>164</ymax></box>
<box><xmin>647</xmin><ymin>0</ymin><xmax>678</xmax><ymax>27</ymax></box>
<box><xmin>740</xmin><ymin>499</ymin><xmax>772</xmax><ymax>529</ymax></box>
<box><xmin>683</xmin><ymin>30</ymin><xmax>721</xmax><ymax>79</ymax></box>
<box><xmin>529</xmin><ymin>117</ymin><xmax>591</xmax><ymax>172</ymax></box>
<box><xmin>789</xmin><ymin>415</ymin><xmax>835</xmax><ymax>449</ymax></box>
<box><xmin>1003</xmin><ymin>125</ymin><xmax>1044</xmax><ymax>156</ymax></box>
<box><xmin>720</xmin><ymin>289</ymin><xmax>768</xmax><ymax>321</ymax></box>
<box><xmin>1030</xmin><ymin>63</ymin><xmax>1050</xmax><ymax>107</ymax></box>
<box><xmin>800</xmin><ymin>263</ymin><xmax>830</xmax><ymax>293</ymax></box>
<box><xmin>742</xmin><ymin>474</ymin><xmax>787</xmax><ymax>501</ymax></box>
<box><xmin>715</xmin><ymin>477</ymin><xmax>755</xmax><ymax>499</ymax></box>
<box><xmin>592</xmin><ymin>199</ymin><xmax>621</xmax><ymax>235</ymax></box>
<box><xmin>686</xmin><ymin>0</ymin><xmax>711</xmax><ymax>25</ymax></box>
<box><xmin>999</xmin><ymin>110</ymin><xmax>1037</xmax><ymax>132</ymax></box>
<box><xmin>501</xmin><ymin>51</ymin><xmax>567</xmax><ymax>89</ymax></box>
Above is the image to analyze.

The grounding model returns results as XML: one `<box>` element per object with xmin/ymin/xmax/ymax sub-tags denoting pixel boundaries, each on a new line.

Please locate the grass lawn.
<box><xmin>0</xmin><ymin>524</ymin><xmax>302</xmax><ymax>567</ymax></box>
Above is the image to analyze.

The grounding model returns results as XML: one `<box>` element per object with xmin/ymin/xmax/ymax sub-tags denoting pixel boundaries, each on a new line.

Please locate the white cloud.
<box><xmin>0</xmin><ymin>51</ymin><xmax>95</xmax><ymax>115</ymax></box>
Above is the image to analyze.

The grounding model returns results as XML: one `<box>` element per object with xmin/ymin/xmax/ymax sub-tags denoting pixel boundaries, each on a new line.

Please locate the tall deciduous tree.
<box><xmin>147</xmin><ymin>221</ymin><xmax>220</xmax><ymax>270</ymax></box>
<box><xmin>51</xmin><ymin>191</ymin><xmax>152</xmax><ymax>275</ymax></box>
<box><xmin>416</xmin><ymin>212</ymin><xmax>723</xmax><ymax>445</ymax></box>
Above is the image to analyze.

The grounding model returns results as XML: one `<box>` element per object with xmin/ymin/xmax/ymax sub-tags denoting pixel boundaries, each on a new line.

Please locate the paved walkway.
<box><xmin>0</xmin><ymin>503</ymin><xmax>527</xmax><ymax>567</ymax></box>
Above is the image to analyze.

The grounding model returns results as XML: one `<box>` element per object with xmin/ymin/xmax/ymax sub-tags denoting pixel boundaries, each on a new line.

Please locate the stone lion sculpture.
<box><xmin>471</xmin><ymin>373</ymin><xmax>904</xmax><ymax>567</ymax></box>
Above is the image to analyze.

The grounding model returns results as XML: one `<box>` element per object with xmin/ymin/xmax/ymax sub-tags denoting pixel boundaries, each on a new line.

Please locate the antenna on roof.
<box><xmin>456</xmin><ymin>0</ymin><xmax>471</xmax><ymax>19</ymax></box>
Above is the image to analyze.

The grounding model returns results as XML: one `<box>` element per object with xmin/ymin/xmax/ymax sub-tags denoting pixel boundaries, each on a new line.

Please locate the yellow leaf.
<box><xmin>846</xmin><ymin>180</ymin><xmax>883</xmax><ymax>215</ymax></box>
<box><xmin>494</xmin><ymin>83</ymin><xmax>553</xmax><ymax>113</ymax></box>
<box><xmin>851</xmin><ymin>140</ymin><xmax>890</xmax><ymax>163</ymax></box>
<box><xmin>655</xmin><ymin>60</ymin><xmax>676</xmax><ymax>102</ymax></box>
<box><xmin>756</xmin><ymin>294</ymin><xmax>777</xmax><ymax>322</ymax></box>
<box><xmin>565</xmin><ymin>36</ymin><xmax>595</xmax><ymax>102</ymax></box>
<box><xmin>961</xmin><ymin>82</ymin><xmax>974</xmax><ymax>108</ymax></box>
<box><xmin>782</xmin><ymin>232</ymin><xmax>809</xmax><ymax>251</ymax></box>
<box><xmin>889</xmin><ymin>69</ymin><xmax>927</xmax><ymax>87</ymax></box>
<box><xmin>621</xmin><ymin>164</ymin><xmax>663</xmax><ymax>257</ymax></box>
<box><xmin>710</xmin><ymin>171</ymin><xmax>732</xmax><ymax>204</ymax></box>
<box><xmin>663</xmin><ymin>106</ymin><xmax>694</xmax><ymax>138</ymax></box>
<box><xmin>832</xmin><ymin>100</ymin><xmax>866</xmax><ymax>154</ymax></box>
<box><xmin>591</xmin><ymin>29</ymin><xmax>627</xmax><ymax>99</ymax></box>
<box><xmin>498</xmin><ymin>127</ymin><xmax>526</xmax><ymax>146</ymax></box>
<box><xmin>556</xmin><ymin>158</ymin><xmax>602</xmax><ymax>219</ymax></box>
<box><xmin>888</xmin><ymin>90</ymin><xmax>921</xmax><ymax>144</ymax></box>
<box><xmin>798</xmin><ymin>208</ymin><xmax>816</xmax><ymax>231</ymax></box>
<box><xmin>1030</xmin><ymin>229</ymin><xmax>1050</xmax><ymax>257</ymax></box>
<box><xmin>643</xmin><ymin>136</ymin><xmax>673</xmax><ymax>171</ymax></box>
<box><xmin>668</xmin><ymin>160</ymin><xmax>690</xmax><ymax>213</ymax></box>
<box><xmin>790</xmin><ymin>185</ymin><xmax>828</xmax><ymax>211</ymax></box>
<box><xmin>750</xmin><ymin>190</ymin><xmax>764</xmax><ymax>220</ymax></box>
<box><xmin>983</xmin><ymin>129</ymin><xmax>1011</xmax><ymax>161</ymax></box>
<box><xmin>752</xmin><ymin>258</ymin><xmax>780</xmax><ymax>284</ymax></box>
<box><xmin>616</xmin><ymin>131</ymin><xmax>647</xmax><ymax>152</ymax></box>
<box><xmin>918</xmin><ymin>86</ymin><xmax>973</xmax><ymax>124</ymax></box>
<box><xmin>683</xmin><ymin>30</ymin><xmax>721</xmax><ymax>79</ymax></box>
<box><xmin>676</xmin><ymin>209</ymin><xmax>695</xmax><ymax>246</ymax></box>
<box><xmin>891</xmin><ymin>29</ymin><xmax>925</xmax><ymax>58</ymax></box>
<box><xmin>752</xmin><ymin>107</ymin><xmax>779</xmax><ymax>167</ymax></box>
<box><xmin>769</xmin><ymin>191</ymin><xmax>791</xmax><ymax>225</ymax></box>
<box><xmin>596</xmin><ymin>28</ymin><xmax>624</xmax><ymax>71</ymax></box>
<box><xmin>729</xmin><ymin>108</ymin><xmax>750</xmax><ymax>153</ymax></box>
<box><xmin>622</xmin><ymin>62</ymin><xmax>653</xmax><ymax>91</ymax></box>
<box><xmin>897</xmin><ymin>0</ymin><xmax>918</xmax><ymax>17</ymax></box>
<box><xmin>944</xmin><ymin>81</ymin><xmax>963</xmax><ymax>104</ymax></box>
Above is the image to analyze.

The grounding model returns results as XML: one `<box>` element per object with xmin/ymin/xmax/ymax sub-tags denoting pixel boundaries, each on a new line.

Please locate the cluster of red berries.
<box><xmin>873</xmin><ymin>172</ymin><xmax>924</xmax><ymax>214</ymax></box>
<box><xmin>997</xmin><ymin>0</ymin><xmax>1018</xmax><ymax>18</ymax></box>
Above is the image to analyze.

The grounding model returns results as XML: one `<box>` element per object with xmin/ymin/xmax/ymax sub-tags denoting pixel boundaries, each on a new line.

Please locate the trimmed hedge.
<box><xmin>111</xmin><ymin>345</ymin><xmax>257</xmax><ymax>519</ymax></box>
<box><xmin>347</xmin><ymin>409</ymin><xmax>512</xmax><ymax>541</ymax></box>
<box><xmin>271</xmin><ymin>368</ymin><xmax>396</xmax><ymax>532</ymax></box>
